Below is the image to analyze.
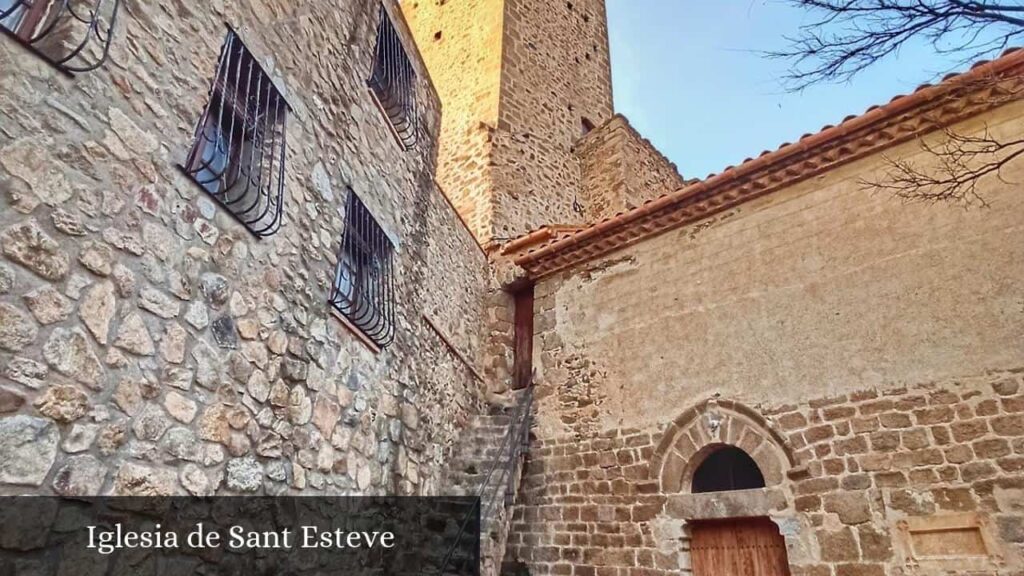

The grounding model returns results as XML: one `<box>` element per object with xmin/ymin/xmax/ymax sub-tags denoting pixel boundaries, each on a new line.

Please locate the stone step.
<box><xmin>451</xmin><ymin>445</ymin><xmax>508</xmax><ymax>461</ymax></box>
<box><xmin>464</xmin><ymin>423</ymin><xmax>510</xmax><ymax>436</ymax></box>
<box><xmin>452</xmin><ymin>439</ymin><xmax>506</xmax><ymax>453</ymax></box>
<box><xmin>457</xmin><ymin>425</ymin><xmax>509</xmax><ymax>438</ymax></box>
<box><xmin>446</xmin><ymin>485</ymin><xmax>506</xmax><ymax>500</ymax></box>
<box><xmin>448</xmin><ymin>460</ymin><xmax>517</xmax><ymax>478</ymax></box>
<box><xmin>425</xmin><ymin>537</ymin><xmax>497</xmax><ymax>574</ymax></box>
<box><xmin>444</xmin><ymin>474</ymin><xmax>506</xmax><ymax>490</ymax></box>
<box><xmin>438</xmin><ymin>397</ymin><xmax>532</xmax><ymax>576</ymax></box>
<box><xmin>444</xmin><ymin>485</ymin><xmax>478</xmax><ymax>497</ymax></box>
<box><xmin>474</xmin><ymin>410</ymin><xmax>514</xmax><ymax>420</ymax></box>
<box><xmin>447</xmin><ymin>457</ymin><xmax>519</xmax><ymax>477</ymax></box>
<box><xmin>450</xmin><ymin>437</ymin><xmax>510</xmax><ymax>454</ymax></box>
<box><xmin>473</xmin><ymin>413</ymin><xmax>512</xmax><ymax>424</ymax></box>
<box><xmin>459</xmin><ymin>427</ymin><xmax>508</xmax><ymax>439</ymax></box>
<box><xmin>448</xmin><ymin>458</ymin><xmax>506</xmax><ymax>475</ymax></box>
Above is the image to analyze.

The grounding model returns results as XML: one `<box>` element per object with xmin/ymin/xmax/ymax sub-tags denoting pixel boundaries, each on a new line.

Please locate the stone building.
<box><xmin>0</xmin><ymin>0</ymin><xmax>490</xmax><ymax>499</ymax></box>
<box><xmin>1</xmin><ymin>1</ymin><xmax>1022</xmax><ymax>576</ymax></box>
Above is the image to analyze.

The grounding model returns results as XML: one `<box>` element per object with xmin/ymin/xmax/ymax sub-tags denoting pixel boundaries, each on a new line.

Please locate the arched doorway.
<box><xmin>650</xmin><ymin>398</ymin><xmax>797</xmax><ymax>493</ymax></box>
<box><xmin>650</xmin><ymin>400</ymin><xmax>799</xmax><ymax>576</ymax></box>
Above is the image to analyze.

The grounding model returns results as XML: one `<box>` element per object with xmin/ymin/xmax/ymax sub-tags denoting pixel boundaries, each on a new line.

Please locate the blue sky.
<box><xmin>606</xmin><ymin>1</ymin><xmax>996</xmax><ymax>179</ymax></box>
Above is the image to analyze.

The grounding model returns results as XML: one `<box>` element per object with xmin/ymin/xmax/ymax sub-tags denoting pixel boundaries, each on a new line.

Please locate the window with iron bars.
<box><xmin>182</xmin><ymin>28</ymin><xmax>289</xmax><ymax>238</ymax></box>
<box><xmin>367</xmin><ymin>3</ymin><xmax>418</xmax><ymax>149</ymax></box>
<box><xmin>0</xmin><ymin>0</ymin><xmax>120</xmax><ymax>73</ymax></box>
<box><xmin>330</xmin><ymin>190</ymin><xmax>396</xmax><ymax>349</ymax></box>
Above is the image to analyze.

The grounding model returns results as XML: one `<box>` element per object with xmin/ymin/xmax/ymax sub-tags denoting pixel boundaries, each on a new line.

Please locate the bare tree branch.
<box><xmin>769</xmin><ymin>0</ymin><xmax>1024</xmax><ymax>89</ymax></box>
<box><xmin>772</xmin><ymin>1</ymin><xmax>1024</xmax><ymax>205</ymax></box>
<box><xmin>864</xmin><ymin>72</ymin><xmax>1024</xmax><ymax>204</ymax></box>
<box><xmin>861</xmin><ymin>127</ymin><xmax>1024</xmax><ymax>205</ymax></box>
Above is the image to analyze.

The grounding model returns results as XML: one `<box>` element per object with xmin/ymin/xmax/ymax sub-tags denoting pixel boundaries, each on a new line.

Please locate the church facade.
<box><xmin>0</xmin><ymin>0</ymin><xmax>1022</xmax><ymax>575</ymax></box>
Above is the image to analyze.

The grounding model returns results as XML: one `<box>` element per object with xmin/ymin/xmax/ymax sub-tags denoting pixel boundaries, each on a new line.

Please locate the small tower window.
<box><xmin>182</xmin><ymin>28</ymin><xmax>289</xmax><ymax>238</ymax></box>
<box><xmin>692</xmin><ymin>446</ymin><xmax>766</xmax><ymax>493</ymax></box>
<box><xmin>0</xmin><ymin>0</ymin><xmax>120</xmax><ymax>73</ymax></box>
<box><xmin>581</xmin><ymin>117</ymin><xmax>596</xmax><ymax>136</ymax></box>
<box><xmin>368</xmin><ymin>3</ymin><xmax>419</xmax><ymax>149</ymax></box>
<box><xmin>330</xmin><ymin>189</ymin><xmax>396</xmax><ymax>349</ymax></box>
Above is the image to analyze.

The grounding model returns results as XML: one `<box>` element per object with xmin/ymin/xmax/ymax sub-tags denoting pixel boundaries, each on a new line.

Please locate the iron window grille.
<box><xmin>367</xmin><ymin>3</ymin><xmax>418</xmax><ymax>149</ymax></box>
<box><xmin>330</xmin><ymin>189</ymin><xmax>396</xmax><ymax>349</ymax></box>
<box><xmin>0</xmin><ymin>0</ymin><xmax>120</xmax><ymax>73</ymax></box>
<box><xmin>182</xmin><ymin>28</ymin><xmax>289</xmax><ymax>238</ymax></box>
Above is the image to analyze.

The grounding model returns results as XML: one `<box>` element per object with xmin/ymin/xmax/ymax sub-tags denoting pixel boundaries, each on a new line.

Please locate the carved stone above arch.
<box><xmin>651</xmin><ymin>397</ymin><xmax>798</xmax><ymax>493</ymax></box>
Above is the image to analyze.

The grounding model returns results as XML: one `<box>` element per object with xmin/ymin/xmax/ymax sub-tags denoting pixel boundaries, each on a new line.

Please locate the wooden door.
<box><xmin>511</xmin><ymin>286</ymin><xmax>534</xmax><ymax>390</ymax></box>
<box><xmin>691</xmin><ymin>518</ymin><xmax>791</xmax><ymax>576</ymax></box>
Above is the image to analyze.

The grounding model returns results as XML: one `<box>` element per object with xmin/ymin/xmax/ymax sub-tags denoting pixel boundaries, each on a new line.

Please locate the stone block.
<box><xmin>0</xmin><ymin>416</ymin><xmax>58</xmax><ymax>486</ymax></box>
<box><xmin>817</xmin><ymin>527</ymin><xmax>859</xmax><ymax>562</ymax></box>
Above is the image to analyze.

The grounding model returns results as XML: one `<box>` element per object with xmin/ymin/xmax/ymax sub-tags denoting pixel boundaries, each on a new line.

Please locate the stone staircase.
<box><xmin>440</xmin><ymin>390</ymin><xmax>533</xmax><ymax>576</ymax></box>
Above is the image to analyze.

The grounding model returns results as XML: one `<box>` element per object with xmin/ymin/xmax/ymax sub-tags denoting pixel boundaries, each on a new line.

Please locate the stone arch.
<box><xmin>650</xmin><ymin>397</ymin><xmax>797</xmax><ymax>493</ymax></box>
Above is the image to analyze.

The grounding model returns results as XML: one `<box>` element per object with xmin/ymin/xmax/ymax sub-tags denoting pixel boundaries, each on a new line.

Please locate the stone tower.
<box><xmin>403</xmin><ymin>0</ymin><xmax>615</xmax><ymax>248</ymax></box>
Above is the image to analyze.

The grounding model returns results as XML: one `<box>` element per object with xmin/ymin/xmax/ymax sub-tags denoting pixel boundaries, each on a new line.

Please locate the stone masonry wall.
<box><xmin>529</xmin><ymin>101</ymin><xmax>1024</xmax><ymax>440</ymax></box>
<box><xmin>406</xmin><ymin>0</ymin><xmax>616</xmax><ymax>247</ymax></box>
<box><xmin>506</xmin><ymin>372</ymin><xmax>1024</xmax><ymax>575</ymax></box>
<box><xmin>0</xmin><ymin>0</ymin><xmax>491</xmax><ymax>497</ymax></box>
<box><xmin>575</xmin><ymin>115</ymin><xmax>688</xmax><ymax>222</ymax></box>
<box><xmin>505</xmin><ymin>100</ymin><xmax>1024</xmax><ymax>574</ymax></box>
<box><xmin>403</xmin><ymin>0</ymin><xmax>506</xmax><ymax>245</ymax></box>
<box><xmin>492</xmin><ymin>0</ymin><xmax>615</xmax><ymax>242</ymax></box>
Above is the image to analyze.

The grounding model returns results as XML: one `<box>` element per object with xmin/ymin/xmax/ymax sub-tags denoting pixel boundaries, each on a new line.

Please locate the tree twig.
<box><xmin>861</xmin><ymin>127</ymin><xmax>1024</xmax><ymax>205</ymax></box>
<box><xmin>767</xmin><ymin>0</ymin><xmax>1024</xmax><ymax>89</ymax></box>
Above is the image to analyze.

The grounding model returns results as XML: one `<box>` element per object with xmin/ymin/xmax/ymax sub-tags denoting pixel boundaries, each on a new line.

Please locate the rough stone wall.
<box><xmin>402</xmin><ymin>0</ymin><xmax>505</xmax><ymax>245</ymax></box>
<box><xmin>506</xmin><ymin>426</ymin><xmax>668</xmax><ymax>574</ymax></box>
<box><xmin>492</xmin><ymin>0</ymin><xmax>614</xmax><ymax>242</ymax></box>
<box><xmin>405</xmin><ymin>0</ymin><xmax>615</xmax><ymax>246</ymax></box>
<box><xmin>506</xmin><ymin>372</ymin><xmax>1024</xmax><ymax>575</ymax></box>
<box><xmin>0</xmin><ymin>0</ymin><xmax>491</xmax><ymax>497</ymax></box>
<box><xmin>504</xmin><ymin>101</ymin><xmax>1024</xmax><ymax>574</ymax></box>
<box><xmin>483</xmin><ymin>287</ymin><xmax>516</xmax><ymax>395</ymax></box>
<box><xmin>530</xmin><ymin>102</ymin><xmax>1024</xmax><ymax>439</ymax></box>
<box><xmin>575</xmin><ymin>115</ymin><xmax>688</xmax><ymax>222</ymax></box>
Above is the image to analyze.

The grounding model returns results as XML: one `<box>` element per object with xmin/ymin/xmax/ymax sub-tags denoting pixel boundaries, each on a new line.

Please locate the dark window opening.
<box><xmin>581</xmin><ymin>117</ymin><xmax>595</xmax><ymax>135</ymax></box>
<box><xmin>692</xmin><ymin>446</ymin><xmax>766</xmax><ymax>493</ymax></box>
<box><xmin>330</xmin><ymin>189</ymin><xmax>396</xmax><ymax>349</ymax></box>
<box><xmin>368</xmin><ymin>3</ymin><xmax>418</xmax><ymax>149</ymax></box>
<box><xmin>1</xmin><ymin>0</ymin><xmax>120</xmax><ymax>73</ymax></box>
<box><xmin>512</xmin><ymin>285</ymin><xmax>534</xmax><ymax>390</ymax></box>
<box><xmin>183</xmin><ymin>28</ymin><xmax>289</xmax><ymax>238</ymax></box>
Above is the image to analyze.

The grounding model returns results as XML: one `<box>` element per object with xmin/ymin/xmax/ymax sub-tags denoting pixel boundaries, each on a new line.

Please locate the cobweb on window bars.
<box><xmin>0</xmin><ymin>0</ymin><xmax>121</xmax><ymax>73</ymax></box>
<box><xmin>367</xmin><ymin>3</ymin><xmax>418</xmax><ymax>150</ymax></box>
<box><xmin>183</xmin><ymin>29</ymin><xmax>289</xmax><ymax>238</ymax></box>
<box><xmin>329</xmin><ymin>190</ymin><xmax>396</xmax><ymax>348</ymax></box>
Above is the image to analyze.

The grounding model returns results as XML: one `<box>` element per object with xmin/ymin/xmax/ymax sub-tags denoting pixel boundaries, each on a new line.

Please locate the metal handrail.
<box><xmin>436</xmin><ymin>386</ymin><xmax>534</xmax><ymax>575</ymax></box>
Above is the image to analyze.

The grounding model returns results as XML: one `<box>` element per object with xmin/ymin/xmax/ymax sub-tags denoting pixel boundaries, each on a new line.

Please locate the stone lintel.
<box><xmin>664</xmin><ymin>487</ymin><xmax>788</xmax><ymax>520</ymax></box>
